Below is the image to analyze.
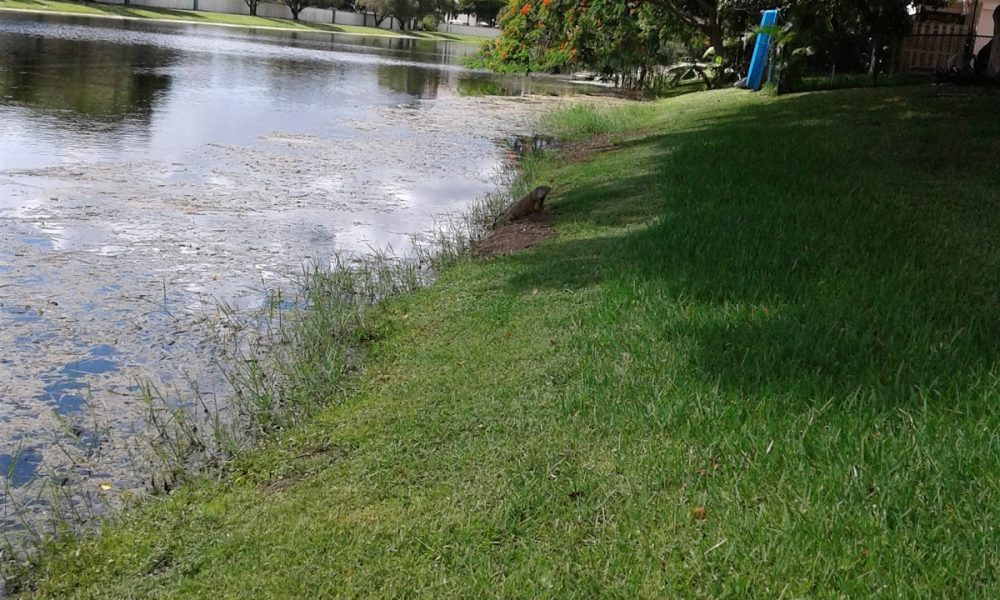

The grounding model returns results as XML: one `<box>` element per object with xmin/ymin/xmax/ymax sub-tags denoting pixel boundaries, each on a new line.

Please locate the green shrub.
<box><xmin>419</xmin><ymin>14</ymin><xmax>437</xmax><ymax>32</ymax></box>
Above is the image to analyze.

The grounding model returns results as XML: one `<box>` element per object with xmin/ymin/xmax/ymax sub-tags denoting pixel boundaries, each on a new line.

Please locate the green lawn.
<box><xmin>0</xmin><ymin>0</ymin><xmax>484</xmax><ymax>43</ymax></box>
<box><xmin>12</xmin><ymin>86</ymin><xmax>1000</xmax><ymax>598</ymax></box>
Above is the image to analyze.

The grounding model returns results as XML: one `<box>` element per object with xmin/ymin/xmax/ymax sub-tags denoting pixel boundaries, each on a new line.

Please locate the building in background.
<box><xmin>902</xmin><ymin>1</ymin><xmax>999</xmax><ymax>71</ymax></box>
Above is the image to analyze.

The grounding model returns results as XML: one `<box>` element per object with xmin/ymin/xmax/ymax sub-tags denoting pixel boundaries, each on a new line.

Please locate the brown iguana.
<box><xmin>494</xmin><ymin>186</ymin><xmax>551</xmax><ymax>227</ymax></box>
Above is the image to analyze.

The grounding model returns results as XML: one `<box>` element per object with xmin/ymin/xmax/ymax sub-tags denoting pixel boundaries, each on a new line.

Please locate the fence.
<box><xmin>899</xmin><ymin>21</ymin><xmax>975</xmax><ymax>72</ymax></box>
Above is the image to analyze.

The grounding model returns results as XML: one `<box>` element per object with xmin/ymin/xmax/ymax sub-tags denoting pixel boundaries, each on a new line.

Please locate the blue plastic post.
<box><xmin>747</xmin><ymin>9</ymin><xmax>779</xmax><ymax>91</ymax></box>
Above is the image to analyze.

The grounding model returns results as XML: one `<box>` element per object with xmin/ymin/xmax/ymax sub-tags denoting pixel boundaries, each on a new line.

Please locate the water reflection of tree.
<box><xmin>377</xmin><ymin>64</ymin><xmax>442</xmax><ymax>98</ymax></box>
<box><xmin>243</xmin><ymin>28</ymin><xmax>443</xmax><ymax>60</ymax></box>
<box><xmin>0</xmin><ymin>36</ymin><xmax>172</xmax><ymax>120</ymax></box>
<box><xmin>456</xmin><ymin>76</ymin><xmax>510</xmax><ymax>97</ymax></box>
<box><xmin>455</xmin><ymin>75</ymin><xmax>545</xmax><ymax>97</ymax></box>
<box><xmin>455</xmin><ymin>73</ymin><xmax>613</xmax><ymax>98</ymax></box>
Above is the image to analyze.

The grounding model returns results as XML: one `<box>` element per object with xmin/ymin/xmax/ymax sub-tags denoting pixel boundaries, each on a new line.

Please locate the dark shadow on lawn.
<box><xmin>503</xmin><ymin>86</ymin><xmax>1000</xmax><ymax>404</ymax></box>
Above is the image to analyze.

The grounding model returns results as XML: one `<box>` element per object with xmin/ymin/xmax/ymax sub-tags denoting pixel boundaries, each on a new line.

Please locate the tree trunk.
<box><xmin>706</xmin><ymin>23</ymin><xmax>725</xmax><ymax>64</ymax></box>
<box><xmin>990</xmin><ymin>7</ymin><xmax>1000</xmax><ymax>77</ymax></box>
<box><xmin>648</xmin><ymin>1</ymin><xmax>727</xmax><ymax>77</ymax></box>
<box><xmin>868</xmin><ymin>38</ymin><xmax>878</xmax><ymax>76</ymax></box>
<box><xmin>698</xmin><ymin>12</ymin><xmax>726</xmax><ymax>87</ymax></box>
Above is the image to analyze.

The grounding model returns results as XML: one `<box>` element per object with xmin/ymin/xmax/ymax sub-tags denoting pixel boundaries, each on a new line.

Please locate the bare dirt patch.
<box><xmin>473</xmin><ymin>211</ymin><xmax>556</xmax><ymax>259</ymax></box>
<box><xmin>557</xmin><ymin>128</ymin><xmax>654</xmax><ymax>163</ymax></box>
<box><xmin>557</xmin><ymin>133</ymin><xmax>617</xmax><ymax>163</ymax></box>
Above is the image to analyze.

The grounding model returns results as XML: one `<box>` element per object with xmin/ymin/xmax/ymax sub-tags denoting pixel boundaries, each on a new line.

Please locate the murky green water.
<box><xmin>0</xmin><ymin>10</ymin><xmax>610</xmax><ymax>522</ymax></box>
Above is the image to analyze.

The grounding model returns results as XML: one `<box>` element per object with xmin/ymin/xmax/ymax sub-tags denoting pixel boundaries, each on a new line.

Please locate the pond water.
<box><xmin>0</xmin><ymin>10</ymin><xmax>609</xmax><ymax>523</ymax></box>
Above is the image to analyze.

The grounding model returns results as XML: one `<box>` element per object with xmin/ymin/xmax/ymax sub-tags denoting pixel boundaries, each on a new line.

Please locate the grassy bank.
<box><xmin>12</xmin><ymin>86</ymin><xmax>1000</xmax><ymax>597</ymax></box>
<box><xmin>0</xmin><ymin>0</ymin><xmax>484</xmax><ymax>43</ymax></box>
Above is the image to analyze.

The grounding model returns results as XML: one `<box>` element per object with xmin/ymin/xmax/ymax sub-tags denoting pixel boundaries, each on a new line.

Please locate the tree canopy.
<box><xmin>359</xmin><ymin>0</ymin><xmax>452</xmax><ymax>29</ymax></box>
<box><xmin>477</xmin><ymin>0</ymin><xmax>949</xmax><ymax>89</ymax></box>
<box><xmin>458</xmin><ymin>0</ymin><xmax>504</xmax><ymax>25</ymax></box>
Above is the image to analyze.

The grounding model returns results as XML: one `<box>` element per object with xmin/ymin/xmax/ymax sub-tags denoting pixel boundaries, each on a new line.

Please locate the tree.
<box><xmin>763</xmin><ymin>1</ymin><xmax>947</xmax><ymax>75</ymax></box>
<box><xmin>390</xmin><ymin>0</ymin><xmax>422</xmax><ymax>29</ymax></box>
<box><xmin>459</xmin><ymin>0</ymin><xmax>503</xmax><ymax>25</ymax></box>
<box><xmin>283</xmin><ymin>0</ymin><xmax>351</xmax><ymax>21</ymax></box>
<box><xmin>285</xmin><ymin>0</ymin><xmax>311</xmax><ymax>20</ymax></box>
<box><xmin>362</xmin><ymin>0</ymin><xmax>480</xmax><ymax>29</ymax></box>
<box><xmin>243</xmin><ymin>0</ymin><xmax>262</xmax><ymax>17</ymax></box>
<box><xmin>480</xmin><ymin>0</ymin><xmax>953</xmax><ymax>90</ymax></box>
<box><xmin>360</xmin><ymin>0</ymin><xmax>393</xmax><ymax>26</ymax></box>
<box><xmin>477</xmin><ymin>0</ymin><xmax>688</xmax><ymax>88</ymax></box>
<box><xmin>638</xmin><ymin>0</ymin><xmax>726</xmax><ymax>66</ymax></box>
<box><xmin>359</xmin><ymin>0</ymin><xmax>423</xmax><ymax>29</ymax></box>
<box><xmin>395</xmin><ymin>0</ymin><xmax>449</xmax><ymax>30</ymax></box>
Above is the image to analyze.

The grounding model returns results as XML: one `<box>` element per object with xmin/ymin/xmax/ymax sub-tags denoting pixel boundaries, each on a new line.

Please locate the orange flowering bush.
<box><xmin>473</xmin><ymin>0</ymin><xmax>679</xmax><ymax>88</ymax></box>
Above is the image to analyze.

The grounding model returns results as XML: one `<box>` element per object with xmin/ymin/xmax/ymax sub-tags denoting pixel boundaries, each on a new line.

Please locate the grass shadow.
<box><xmin>503</xmin><ymin>86</ymin><xmax>1000</xmax><ymax>405</ymax></box>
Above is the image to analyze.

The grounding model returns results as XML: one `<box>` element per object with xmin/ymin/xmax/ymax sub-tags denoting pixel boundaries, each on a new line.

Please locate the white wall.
<box><xmin>974</xmin><ymin>0</ymin><xmax>999</xmax><ymax>53</ymax></box>
<box><xmin>109</xmin><ymin>0</ymin><xmax>244</xmax><ymax>14</ymax></box>
<box><xmin>256</xmin><ymin>2</ymin><xmax>293</xmax><ymax>19</ymax></box>
<box><xmin>298</xmin><ymin>7</ymin><xmax>331</xmax><ymax>24</ymax></box>
<box><xmin>436</xmin><ymin>22</ymin><xmax>499</xmax><ymax>39</ymax></box>
<box><xmin>96</xmin><ymin>1</ymin><xmax>405</xmax><ymax>30</ymax></box>
<box><xmin>196</xmin><ymin>0</ymin><xmax>248</xmax><ymax>15</ymax></box>
<box><xmin>333</xmin><ymin>10</ymin><xmax>366</xmax><ymax>26</ymax></box>
<box><xmin>122</xmin><ymin>0</ymin><xmax>197</xmax><ymax>10</ymax></box>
